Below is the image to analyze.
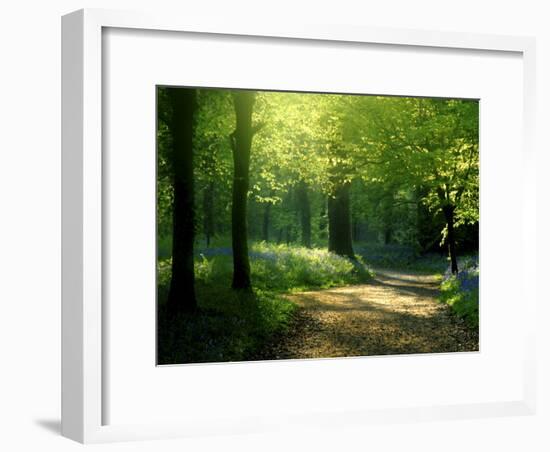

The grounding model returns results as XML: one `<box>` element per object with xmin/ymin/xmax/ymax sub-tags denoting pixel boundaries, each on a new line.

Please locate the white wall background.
<box><xmin>0</xmin><ymin>1</ymin><xmax>548</xmax><ymax>451</ymax></box>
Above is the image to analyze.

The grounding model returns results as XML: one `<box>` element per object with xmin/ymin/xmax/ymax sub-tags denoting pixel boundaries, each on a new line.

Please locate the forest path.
<box><xmin>266</xmin><ymin>269</ymin><xmax>478</xmax><ymax>359</ymax></box>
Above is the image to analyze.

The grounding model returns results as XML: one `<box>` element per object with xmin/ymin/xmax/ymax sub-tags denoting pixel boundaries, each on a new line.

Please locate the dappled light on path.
<box><xmin>270</xmin><ymin>269</ymin><xmax>478</xmax><ymax>359</ymax></box>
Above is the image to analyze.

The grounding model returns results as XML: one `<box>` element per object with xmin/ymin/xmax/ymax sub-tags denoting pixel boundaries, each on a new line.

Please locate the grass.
<box><xmin>157</xmin><ymin>288</ymin><xmax>297</xmax><ymax>364</ymax></box>
<box><xmin>157</xmin><ymin>242</ymin><xmax>373</xmax><ymax>364</ymax></box>
<box><xmin>439</xmin><ymin>259</ymin><xmax>479</xmax><ymax>328</ymax></box>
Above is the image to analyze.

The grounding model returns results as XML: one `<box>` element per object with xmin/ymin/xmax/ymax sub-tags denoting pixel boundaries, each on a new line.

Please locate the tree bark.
<box><xmin>203</xmin><ymin>181</ymin><xmax>214</xmax><ymax>247</ymax></box>
<box><xmin>351</xmin><ymin>218</ymin><xmax>358</xmax><ymax>242</ymax></box>
<box><xmin>296</xmin><ymin>181</ymin><xmax>312</xmax><ymax>248</ymax></box>
<box><xmin>443</xmin><ymin>204</ymin><xmax>459</xmax><ymax>274</ymax></box>
<box><xmin>319</xmin><ymin>197</ymin><xmax>327</xmax><ymax>240</ymax></box>
<box><xmin>328</xmin><ymin>182</ymin><xmax>355</xmax><ymax>258</ymax></box>
<box><xmin>230</xmin><ymin>91</ymin><xmax>255</xmax><ymax>290</ymax></box>
<box><xmin>262</xmin><ymin>202</ymin><xmax>271</xmax><ymax>242</ymax></box>
<box><xmin>166</xmin><ymin>88</ymin><xmax>197</xmax><ymax>313</ymax></box>
<box><xmin>384</xmin><ymin>226</ymin><xmax>392</xmax><ymax>245</ymax></box>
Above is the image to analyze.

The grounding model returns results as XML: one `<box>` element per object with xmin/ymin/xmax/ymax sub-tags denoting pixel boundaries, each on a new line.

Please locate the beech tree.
<box><xmin>156</xmin><ymin>87</ymin><xmax>479</xmax><ymax>309</ymax></box>
<box><xmin>164</xmin><ymin>87</ymin><xmax>198</xmax><ymax>313</ymax></box>
<box><xmin>349</xmin><ymin>96</ymin><xmax>479</xmax><ymax>272</ymax></box>
<box><xmin>230</xmin><ymin>91</ymin><xmax>258</xmax><ymax>290</ymax></box>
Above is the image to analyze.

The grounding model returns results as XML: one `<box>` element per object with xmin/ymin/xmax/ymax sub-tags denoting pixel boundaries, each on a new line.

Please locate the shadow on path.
<box><xmin>263</xmin><ymin>268</ymin><xmax>478</xmax><ymax>360</ymax></box>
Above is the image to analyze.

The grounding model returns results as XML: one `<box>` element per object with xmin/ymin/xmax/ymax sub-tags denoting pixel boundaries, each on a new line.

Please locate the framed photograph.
<box><xmin>62</xmin><ymin>8</ymin><xmax>537</xmax><ymax>443</ymax></box>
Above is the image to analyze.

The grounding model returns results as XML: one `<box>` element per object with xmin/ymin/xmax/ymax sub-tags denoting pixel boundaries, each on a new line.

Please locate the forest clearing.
<box><xmin>156</xmin><ymin>87</ymin><xmax>479</xmax><ymax>365</ymax></box>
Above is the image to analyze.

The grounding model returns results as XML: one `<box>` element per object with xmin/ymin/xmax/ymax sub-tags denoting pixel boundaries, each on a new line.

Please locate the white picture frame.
<box><xmin>62</xmin><ymin>8</ymin><xmax>537</xmax><ymax>444</ymax></box>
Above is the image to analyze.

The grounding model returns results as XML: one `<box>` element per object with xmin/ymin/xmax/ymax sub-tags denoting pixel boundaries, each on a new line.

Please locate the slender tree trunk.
<box><xmin>319</xmin><ymin>197</ymin><xmax>327</xmax><ymax>240</ymax></box>
<box><xmin>384</xmin><ymin>227</ymin><xmax>392</xmax><ymax>245</ymax></box>
<box><xmin>417</xmin><ymin>186</ymin><xmax>444</xmax><ymax>253</ymax></box>
<box><xmin>381</xmin><ymin>190</ymin><xmax>394</xmax><ymax>245</ymax></box>
<box><xmin>167</xmin><ymin>88</ymin><xmax>197</xmax><ymax>313</ymax></box>
<box><xmin>230</xmin><ymin>91</ymin><xmax>255</xmax><ymax>290</ymax></box>
<box><xmin>262</xmin><ymin>202</ymin><xmax>271</xmax><ymax>242</ymax></box>
<box><xmin>328</xmin><ymin>182</ymin><xmax>355</xmax><ymax>258</ymax></box>
<box><xmin>443</xmin><ymin>204</ymin><xmax>459</xmax><ymax>274</ymax></box>
<box><xmin>296</xmin><ymin>181</ymin><xmax>312</xmax><ymax>248</ymax></box>
<box><xmin>203</xmin><ymin>181</ymin><xmax>214</xmax><ymax>247</ymax></box>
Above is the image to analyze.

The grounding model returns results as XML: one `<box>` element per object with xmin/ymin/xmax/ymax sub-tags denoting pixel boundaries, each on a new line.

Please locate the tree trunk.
<box><xmin>166</xmin><ymin>88</ymin><xmax>197</xmax><ymax>313</ymax></box>
<box><xmin>230</xmin><ymin>91</ymin><xmax>255</xmax><ymax>290</ymax></box>
<box><xmin>203</xmin><ymin>181</ymin><xmax>214</xmax><ymax>247</ymax></box>
<box><xmin>296</xmin><ymin>181</ymin><xmax>312</xmax><ymax>248</ymax></box>
<box><xmin>351</xmin><ymin>218</ymin><xmax>358</xmax><ymax>242</ymax></box>
<box><xmin>328</xmin><ymin>182</ymin><xmax>355</xmax><ymax>258</ymax></box>
<box><xmin>384</xmin><ymin>227</ymin><xmax>392</xmax><ymax>245</ymax></box>
<box><xmin>262</xmin><ymin>202</ymin><xmax>271</xmax><ymax>242</ymax></box>
<box><xmin>443</xmin><ymin>204</ymin><xmax>459</xmax><ymax>274</ymax></box>
<box><xmin>417</xmin><ymin>186</ymin><xmax>443</xmax><ymax>253</ymax></box>
<box><xmin>319</xmin><ymin>197</ymin><xmax>327</xmax><ymax>240</ymax></box>
<box><xmin>381</xmin><ymin>190</ymin><xmax>394</xmax><ymax>245</ymax></box>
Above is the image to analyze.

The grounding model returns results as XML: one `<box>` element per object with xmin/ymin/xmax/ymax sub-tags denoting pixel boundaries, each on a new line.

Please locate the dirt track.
<box><xmin>264</xmin><ymin>269</ymin><xmax>478</xmax><ymax>359</ymax></box>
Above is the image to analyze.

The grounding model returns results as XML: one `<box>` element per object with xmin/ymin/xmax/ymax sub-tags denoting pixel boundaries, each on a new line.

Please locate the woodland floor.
<box><xmin>257</xmin><ymin>269</ymin><xmax>479</xmax><ymax>360</ymax></box>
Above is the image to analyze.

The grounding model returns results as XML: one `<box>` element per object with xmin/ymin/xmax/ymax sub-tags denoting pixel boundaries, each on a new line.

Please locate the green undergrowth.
<box><xmin>157</xmin><ymin>287</ymin><xmax>296</xmax><ymax>364</ymax></box>
<box><xmin>157</xmin><ymin>242</ymin><xmax>373</xmax><ymax>364</ymax></box>
<box><xmin>439</xmin><ymin>273</ymin><xmax>479</xmax><ymax>328</ymax></box>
